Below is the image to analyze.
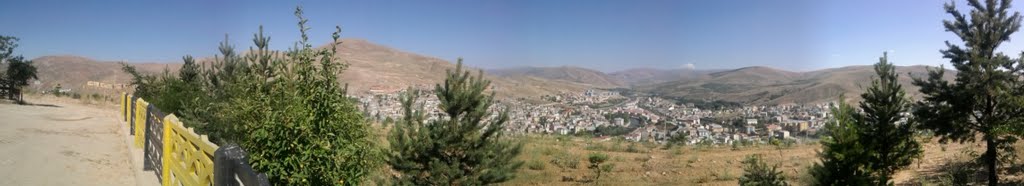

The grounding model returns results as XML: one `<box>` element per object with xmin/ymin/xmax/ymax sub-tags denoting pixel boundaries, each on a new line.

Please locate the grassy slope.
<box><xmin>502</xmin><ymin>135</ymin><xmax>1024</xmax><ymax>186</ymax></box>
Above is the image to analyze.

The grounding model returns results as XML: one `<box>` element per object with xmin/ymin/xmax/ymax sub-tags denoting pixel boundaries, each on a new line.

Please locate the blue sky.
<box><xmin>2</xmin><ymin>0</ymin><xmax>1024</xmax><ymax>72</ymax></box>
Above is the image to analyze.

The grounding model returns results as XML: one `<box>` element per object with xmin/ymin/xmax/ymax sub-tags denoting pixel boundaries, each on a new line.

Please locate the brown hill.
<box><xmin>607</xmin><ymin>68</ymin><xmax>718</xmax><ymax>87</ymax></box>
<box><xmin>28</xmin><ymin>39</ymin><xmax>592</xmax><ymax>101</ymax></box>
<box><xmin>639</xmin><ymin>65</ymin><xmax>955</xmax><ymax>105</ymax></box>
<box><xmin>331</xmin><ymin>39</ymin><xmax>592</xmax><ymax>99</ymax></box>
<box><xmin>488</xmin><ymin>66</ymin><xmax>623</xmax><ymax>88</ymax></box>
<box><xmin>30</xmin><ymin>55</ymin><xmax>176</xmax><ymax>96</ymax></box>
<box><xmin>28</xmin><ymin>39</ymin><xmax>953</xmax><ymax>105</ymax></box>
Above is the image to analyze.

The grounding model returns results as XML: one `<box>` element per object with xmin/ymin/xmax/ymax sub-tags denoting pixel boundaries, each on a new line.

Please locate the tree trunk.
<box><xmin>986</xmin><ymin>137</ymin><xmax>998</xmax><ymax>186</ymax></box>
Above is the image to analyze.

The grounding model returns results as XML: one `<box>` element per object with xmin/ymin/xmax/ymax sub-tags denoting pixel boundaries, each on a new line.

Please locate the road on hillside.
<box><xmin>0</xmin><ymin>97</ymin><xmax>143</xmax><ymax>186</ymax></box>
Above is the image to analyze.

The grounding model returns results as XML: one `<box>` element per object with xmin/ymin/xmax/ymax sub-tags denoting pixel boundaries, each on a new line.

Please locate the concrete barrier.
<box><xmin>122</xmin><ymin>95</ymin><xmax>269</xmax><ymax>186</ymax></box>
<box><xmin>162</xmin><ymin>114</ymin><xmax>218</xmax><ymax>186</ymax></box>
<box><xmin>134</xmin><ymin>99</ymin><xmax>148</xmax><ymax>148</ymax></box>
<box><xmin>121</xmin><ymin>93</ymin><xmax>128</xmax><ymax>122</ymax></box>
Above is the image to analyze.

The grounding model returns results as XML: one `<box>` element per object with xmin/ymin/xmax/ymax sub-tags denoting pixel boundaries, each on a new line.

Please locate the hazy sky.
<box><xmin>3</xmin><ymin>0</ymin><xmax>1024</xmax><ymax>72</ymax></box>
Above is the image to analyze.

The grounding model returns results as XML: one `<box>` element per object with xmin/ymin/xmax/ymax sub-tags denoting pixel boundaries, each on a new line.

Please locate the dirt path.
<box><xmin>0</xmin><ymin>97</ymin><xmax>141</xmax><ymax>186</ymax></box>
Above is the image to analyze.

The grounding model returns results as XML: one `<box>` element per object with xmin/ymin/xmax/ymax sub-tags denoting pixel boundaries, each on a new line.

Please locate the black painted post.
<box><xmin>143</xmin><ymin>104</ymin><xmax>153</xmax><ymax>171</ymax></box>
<box><xmin>214</xmin><ymin>144</ymin><xmax>270</xmax><ymax>186</ymax></box>
<box><xmin>129</xmin><ymin>96</ymin><xmax>136</xmax><ymax>135</ymax></box>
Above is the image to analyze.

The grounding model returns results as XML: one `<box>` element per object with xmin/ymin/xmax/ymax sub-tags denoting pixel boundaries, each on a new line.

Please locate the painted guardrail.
<box><xmin>163</xmin><ymin>114</ymin><xmax>217</xmax><ymax>185</ymax></box>
<box><xmin>134</xmin><ymin>99</ymin><xmax>148</xmax><ymax>148</ymax></box>
<box><xmin>121</xmin><ymin>92</ymin><xmax>270</xmax><ymax>186</ymax></box>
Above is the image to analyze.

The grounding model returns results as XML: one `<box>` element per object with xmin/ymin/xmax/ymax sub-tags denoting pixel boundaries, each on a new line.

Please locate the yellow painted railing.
<box><xmin>120</xmin><ymin>93</ymin><xmax>224</xmax><ymax>186</ymax></box>
<box><xmin>162</xmin><ymin>114</ymin><xmax>218</xmax><ymax>186</ymax></box>
<box><xmin>133</xmin><ymin>99</ymin><xmax>148</xmax><ymax>148</ymax></box>
<box><xmin>121</xmin><ymin>93</ymin><xmax>128</xmax><ymax>122</ymax></box>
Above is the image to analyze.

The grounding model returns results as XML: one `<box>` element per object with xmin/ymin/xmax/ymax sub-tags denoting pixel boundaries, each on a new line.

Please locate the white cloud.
<box><xmin>682</xmin><ymin>63</ymin><xmax>696</xmax><ymax>70</ymax></box>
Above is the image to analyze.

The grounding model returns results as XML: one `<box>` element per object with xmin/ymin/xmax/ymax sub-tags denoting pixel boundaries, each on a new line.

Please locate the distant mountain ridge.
<box><xmin>636</xmin><ymin>65</ymin><xmax>955</xmax><ymax>105</ymax></box>
<box><xmin>607</xmin><ymin>68</ymin><xmax>720</xmax><ymax>87</ymax></box>
<box><xmin>488</xmin><ymin>66</ymin><xmax>723</xmax><ymax>88</ymax></box>
<box><xmin>28</xmin><ymin>39</ymin><xmax>593</xmax><ymax>101</ymax></box>
<box><xmin>488</xmin><ymin>66</ymin><xmax>624</xmax><ymax>87</ymax></box>
<box><xmin>29</xmin><ymin>38</ymin><xmax>953</xmax><ymax>105</ymax></box>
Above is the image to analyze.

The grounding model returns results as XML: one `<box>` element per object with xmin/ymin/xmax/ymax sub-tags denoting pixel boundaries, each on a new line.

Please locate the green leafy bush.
<box><xmin>738</xmin><ymin>154</ymin><xmax>788</xmax><ymax>186</ymax></box>
<box><xmin>121</xmin><ymin>7</ymin><xmax>381</xmax><ymax>185</ymax></box>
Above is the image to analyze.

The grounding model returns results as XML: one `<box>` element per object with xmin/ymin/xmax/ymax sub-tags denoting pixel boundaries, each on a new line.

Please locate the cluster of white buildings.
<box><xmin>357</xmin><ymin>88</ymin><xmax>838</xmax><ymax>146</ymax></box>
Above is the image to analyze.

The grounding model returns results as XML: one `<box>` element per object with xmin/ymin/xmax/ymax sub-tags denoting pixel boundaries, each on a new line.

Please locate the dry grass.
<box><xmin>504</xmin><ymin>135</ymin><xmax>1024</xmax><ymax>186</ymax></box>
<box><xmin>892</xmin><ymin>137</ymin><xmax>1024</xmax><ymax>185</ymax></box>
<box><xmin>503</xmin><ymin>135</ymin><xmax>818</xmax><ymax>186</ymax></box>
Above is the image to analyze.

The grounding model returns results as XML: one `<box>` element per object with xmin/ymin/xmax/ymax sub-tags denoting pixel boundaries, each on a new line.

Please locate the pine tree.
<box><xmin>388</xmin><ymin>59</ymin><xmax>523</xmax><ymax>185</ymax></box>
<box><xmin>120</xmin><ymin>62</ymin><xmax>158</xmax><ymax>99</ymax></box>
<box><xmin>858</xmin><ymin>52</ymin><xmax>921</xmax><ymax>184</ymax></box>
<box><xmin>738</xmin><ymin>154</ymin><xmax>788</xmax><ymax>186</ymax></box>
<box><xmin>912</xmin><ymin>0</ymin><xmax>1024</xmax><ymax>185</ymax></box>
<box><xmin>179</xmin><ymin>55</ymin><xmax>200</xmax><ymax>84</ymax></box>
<box><xmin>809</xmin><ymin>98</ymin><xmax>874</xmax><ymax>185</ymax></box>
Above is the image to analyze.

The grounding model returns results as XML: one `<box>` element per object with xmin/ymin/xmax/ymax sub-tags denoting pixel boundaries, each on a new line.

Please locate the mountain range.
<box><xmin>27</xmin><ymin>38</ymin><xmax>953</xmax><ymax>105</ymax></box>
<box><xmin>28</xmin><ymin>39</ymin><xmax>593</xmax><ymax>102</ymax></box>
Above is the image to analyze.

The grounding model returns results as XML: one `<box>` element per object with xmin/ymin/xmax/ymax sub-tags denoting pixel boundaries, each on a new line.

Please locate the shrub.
<box><xmin>600</xmin><ymin>163</ymin><xmax>615</xmax><ymax>173</ymax></box>
<box><xmin>121</xmin><ymin>7</ymin><xmax>381</xmax><ymax>185</ymax></box>
<box><xmin>738</xmin><ymin>154</ymin><xmax>788</xmax><ymax>186</ymax></box>
<box><xmin>713</xmin><ymin>168</ymin><xmax>736</xmax><ymax>181</ymax></box>
<box><xmin>225</xmin><ymin>8</ymin><xmax>381</xmax><ymax>185</ymax></box>
<box><xmin>527</xmin><ymin>159</ymin><xmax>546</xmax><ymax>170</ymax></box>
<box><xmin>584</xmin><ymin>142</ymin><xmax>606</xmax><ymax>151</ymax></box>
<box><xmin>625</xmin><ymin>142</ymin><xmax>643</xmax><ymax>153</ymax></box>
<box><xmin>539</xmin><ymin>147</ymin><xmax>557</xmax><ymax>156</ymax></box>
<box><xmin>937</xmin><ymin>152</ymin><xmax>983</xmax><ymax>185</ymax></box>
<box><xmin>550</xmin><ymin>152</ymin><xmax>580</xmax><ymax>170</ymax></box>
<box><xmin>588</xmin><ymin>153</ymin><xmax>610</xmax><ymax>184</ymax></box>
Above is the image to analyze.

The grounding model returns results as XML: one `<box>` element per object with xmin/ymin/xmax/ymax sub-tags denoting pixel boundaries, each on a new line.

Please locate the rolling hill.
<box><xmin>638</xmin><ymin>65</ymin><xmax>955</xmax><ymax>105</ymax></box>
<box><xmin>27</xmin><ymin>39</ymin><xmax>593</xmax><ymax>101</ymax></box>
<box><xmin>26</xmin><ymin>39</ymin><xmax>954</xmax><ymax>105</ymax></box>
<box><xmin>329</xmin><ymin>39</ymin><xmax>594</xmax><ymax>99</ymax></box>
<box><xmin>29</xmin><ymin>55</ymin><xmax>175</xmax><ymax>96</ymax></box>
<box><xmin>488</xmin><ymin>66</ymin><xmax>623</xmax><ymax>88</ymax></box>
<box><xmin>606</xmin><ymin>68</ymin><xmax>719</xmax><ymax>87</ymax></box>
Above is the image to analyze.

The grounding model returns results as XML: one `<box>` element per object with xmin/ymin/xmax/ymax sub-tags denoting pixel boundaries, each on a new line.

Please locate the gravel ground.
<box><xmin>0</xmin><ymin>96</ymin><xmax>150</xmax><ymax>186</ymax></box>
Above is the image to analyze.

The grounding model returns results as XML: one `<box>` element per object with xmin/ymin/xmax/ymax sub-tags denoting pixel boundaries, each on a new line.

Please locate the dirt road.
<box><xmin>0</xmin><ymin>97</ymin><xmax>145</xmax><ymax>186</ymax></box>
